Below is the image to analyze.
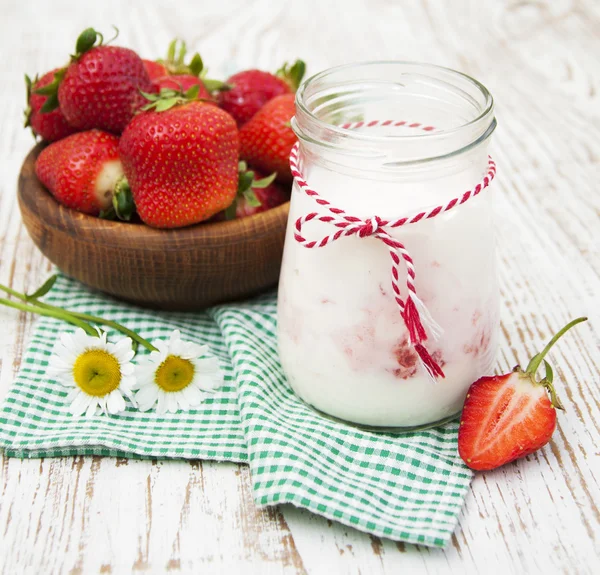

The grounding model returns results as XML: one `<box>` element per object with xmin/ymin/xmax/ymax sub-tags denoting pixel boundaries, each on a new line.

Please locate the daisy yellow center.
<box><xmin>72</xmin><ymin>349</ymin><xmax>121</xmax><ymax>396</ymax></box>
<box><xmin>154</xmin><ymin>355</ymin><xmax>195</xmax><ymax>392</ymax></box>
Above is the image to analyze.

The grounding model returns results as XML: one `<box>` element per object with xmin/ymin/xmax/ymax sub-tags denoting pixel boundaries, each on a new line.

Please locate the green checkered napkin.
<box><xmin>0</xmin><ymin>275</ymin><xmax>472</xmax><ymax>547</ymax></box>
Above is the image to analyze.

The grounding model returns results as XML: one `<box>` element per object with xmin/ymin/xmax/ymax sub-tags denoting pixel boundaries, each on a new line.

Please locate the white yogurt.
<box><xmin>279</xmin><ymin>131</ymin><xmax>498</xmax><ymax>429</ymax></box>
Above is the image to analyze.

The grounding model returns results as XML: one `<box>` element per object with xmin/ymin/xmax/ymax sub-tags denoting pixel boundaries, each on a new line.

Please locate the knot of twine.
<box><xmin>288</xmin><ymin>121</ymin><xmax>497</xmax><ymax>381</ymax></box>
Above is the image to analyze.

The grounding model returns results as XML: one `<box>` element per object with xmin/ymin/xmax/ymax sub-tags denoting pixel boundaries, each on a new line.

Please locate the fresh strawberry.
<box><xmin>24</xmin><ymin>70</ymin><xmax>78</xmax><ymax>142</ymax></box>
<box><xmin>458</xmin><ymin>317</ymin><xmax>587</xmax><ymax>471</ymax></box>
<box><xmin>214</xmin><ymin>163</ymin><xmax>288</xmax><ymax>220</ymax></box>
<box><xmin>236</xmin><ymin>175</ymin><xmax>288</xmax><ymax>218</ymax></box>
<box><xmin>152</xmin><ymin>75</ymin><xmax>214</xmax><ymax>102</ymax></box>
<box><xmin>143</xmin><ymin>59</ymin><xmax>169</xmax><ymax>80</ymax></box>
<box><xmin>35</xmin><ymin>130</ymin><xmax>133</xmax><ymax>219</ymax></box>
<box><xmin>218</xmin><ymin>60</ymin><xmax>305</xmax><ymax>127</ymax></box>
<box><xmin>36</xmin><ymin>28</ymin><xmax>153</xmax><ymax>134</ymax></box>
<box><xmin>239</xmin><ymin>93</ymin><xmax>296</xmax><ymax>183</ymax></box>
<box><xmin>119</xmin><ymin>93</ymin><xmax>239</xmax><ymax>228</ymax></box>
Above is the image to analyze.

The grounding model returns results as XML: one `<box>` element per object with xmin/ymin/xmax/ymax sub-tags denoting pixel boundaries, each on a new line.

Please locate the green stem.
<box><xmin>0</xmin><ymin>298</ymin><xmax>97</xmax><ymax>336</ymax></box>
<box><xmin>0</xmin><ymin>283</ymin><xmax>157</xmax><ymax>352</ymax></box>
<box><xmin>66</xmin><ymin>309</ymin><xmax>156</xmax><ymax>352</ymax></box>
<box><xmin>526</xmin><ymin>317</ymin><xmax>588</xmax><ymax>375</ymax></box>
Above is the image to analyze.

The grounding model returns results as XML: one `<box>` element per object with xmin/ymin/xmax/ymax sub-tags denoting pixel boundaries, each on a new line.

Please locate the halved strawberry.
<box><xmin>458</xmin><ymin>317</ymin><xmax>587</xmax><ymax>471</ymax></box>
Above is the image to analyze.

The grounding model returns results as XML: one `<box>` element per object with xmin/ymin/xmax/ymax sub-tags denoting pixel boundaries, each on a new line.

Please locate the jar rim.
<box><xmin>295</xmin><ymin>60</ymin><xmax>494</xmax><ymax>141</ymax></box>
<box><xmin>293</xmin><ymin>61</ymin><xmax>496</xmax><ymax>165</ymax></box>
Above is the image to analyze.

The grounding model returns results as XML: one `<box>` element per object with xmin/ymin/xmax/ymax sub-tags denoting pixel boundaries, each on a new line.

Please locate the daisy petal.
<box><xmin>182</xmin><ymin>384</ymin><xmax>205</xmax><ymax>407</ymax></box>
<box><xmin>156</xmin><ymin>391</ymin><xmax>167</xmax><ymax>415</ymax></box>
<box><xmin>107</xmin><ymin>390</ymin><xmax>126</xmax><ymax>415</ymax></box>
<box><xmin>70</xmin><ymin>392</ymin><xmax>92</xmax><ymax>417</ymax></box>
<box><xmin>166</xmin><ymin>394</ymin><xmax>178</xmax><ymax>413</ymax></box>
<box><xmin>86</xmin><ymin>399</ymin><xmax>98</xmax><ymax>418</ymax></box>
<box><xmin>136</xmin><ymin>384</ymin><xmax>159</xmax><ymax>408</ymax></box>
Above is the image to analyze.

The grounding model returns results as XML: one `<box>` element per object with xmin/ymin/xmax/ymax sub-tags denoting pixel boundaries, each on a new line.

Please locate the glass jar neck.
<box><xmin>292</xmin><ymin>61</ymin><xmax>496</xmax><ymax>175</ymax></box>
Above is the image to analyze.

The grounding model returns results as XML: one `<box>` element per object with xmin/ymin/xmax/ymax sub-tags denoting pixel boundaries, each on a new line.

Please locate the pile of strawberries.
<box><xmin>26</xmin><ymin>28</ymin><xmax>304</xmax><ymax>228</ymax></box>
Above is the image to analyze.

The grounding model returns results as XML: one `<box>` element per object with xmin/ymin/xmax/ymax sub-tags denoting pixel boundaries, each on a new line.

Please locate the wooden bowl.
<box><xmin>18</xmin><ymin>144</ymin><xmax>290</xmax><ymax>310</ymax></box>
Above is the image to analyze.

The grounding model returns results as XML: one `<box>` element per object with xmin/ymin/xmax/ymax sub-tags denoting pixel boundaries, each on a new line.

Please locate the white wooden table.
<box><xmin>1</xmin><ymin>1</ymin><xmax>599</xmax><ymax>573</ymax></box>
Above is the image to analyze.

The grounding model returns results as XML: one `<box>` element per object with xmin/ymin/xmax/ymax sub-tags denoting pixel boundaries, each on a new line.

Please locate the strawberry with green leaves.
<box><xmin>239</xmin><ymin>93</ymin><xmax>297</xmax><ymax>183</ymax></box>
<box><xmin>214</xmin><ymin>162</ymin><xmax>288</xmax><ymax>220</ymax></box>
<box><xmin>35</xmin><ymin>130</ymin><xmax>133</xmax><ymax>219</ymax></box>
<box><xmin>152</xmin><ymin>75</ymin><xmax>214</xmax><ymax>103</ymax></box>
<box><xmin>458</xmin><ymin>317</ymin><xmax>587</xmax><ymax>471</ymax></box>
<box><xmin>219</xmin><ymin>60</ymin><xmax>305</xmax><ymax>127</ymax></box>
<box><xmin>25</xmin><ymin>70</ymin><xmax>77</xmax><ymax>142</ymax></box>
<box><xmin>39</xmin><ymin>27</ymin><xmax>154</xmax><ymax>134</ymax></box>
<box><xmin>146</xmin><ymin>39</ymin><xmax>226</xmax><ymax>100</ymax></box>
<box><xmin>119</xmin><ymin>88</ymin><xmax>239</xmax><ymax>228</ymax></box>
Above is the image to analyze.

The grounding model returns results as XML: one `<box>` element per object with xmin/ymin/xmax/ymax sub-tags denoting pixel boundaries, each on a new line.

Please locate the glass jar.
<box><xmin>277</xmin><ymin>62</ymin><xmax>498</xmax><ymax>430</ymax></box>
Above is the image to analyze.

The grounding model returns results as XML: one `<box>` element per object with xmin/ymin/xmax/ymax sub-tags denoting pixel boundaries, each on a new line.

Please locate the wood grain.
<box><xmin>1</xmin><ymin>0</ymin><xmax>599</xmax><ymax>573</ymax></box>
<box><xmin>19</xmin><ymin>145</ymin><xmax>290</xmax><ymax>310</ymax></box>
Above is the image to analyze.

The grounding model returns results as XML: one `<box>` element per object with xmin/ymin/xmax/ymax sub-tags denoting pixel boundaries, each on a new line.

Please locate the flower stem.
<box><xmin>0</xmin><ymin>297</ymin><xmax>98</xmax><ymax>336</ymax></box>
<box><xmin>67</xmin><ymin>309</ymin><xmax>157</xmax><ymax>351</ymax></box>
<box><xmin>525</xmin><ymin>317</ymin><xmax>588</xmax><ymax>375</ymax></box>
<box><xmin>0</xmin><ymin>282</ymin><xmax>157</xmax><ymax>352</ymax></box>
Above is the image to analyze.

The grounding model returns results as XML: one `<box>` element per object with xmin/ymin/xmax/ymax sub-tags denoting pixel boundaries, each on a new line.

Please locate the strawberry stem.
<box><xmin>525</xmin><ymin>317</ymin><xmax>588</xmax><ymax>375</ymax></box>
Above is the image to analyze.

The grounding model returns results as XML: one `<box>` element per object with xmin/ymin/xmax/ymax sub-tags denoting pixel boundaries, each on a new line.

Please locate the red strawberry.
<box><xmin>236</xmin><ymin>176</ymin><xmax>288</xmax><ymax>218</ymax></box>
<box><xmin>39</xmin><ymin>28</ymin><xmax>153</xmax><ymax>134</ymax></box>
<box><xmin>119</xmin><ymin>95</ymin><xmax>239</xmax><ymax>228</ymax></box>
<box><xmin>239</xmin><ymin>93</ymin><xmax>297</xmax><ymax>183</ymax></box>
<box><xmin>35</xmin><ymin>130</ymin><xmax>132</xmax><ymax>218</ymax></box>
<box><xmin>458</xmin><ymin>317</ymin><xmax>587</xmax><ymax>471</ymax></box>
<box><xmin>152</xmin><ymin>75</ymin><xmax>214</xmax><ymax>102</ymax></box>
<box><xmin>25</xmin><ymin>70</ymin><xmax>78</xmax><ymax>142</ymax></box>
<box><xmin>143</xmin><ymin>59</ymin><xmax>169</xmax><ymax>80</ymax></box>
<box><xmin>219</xmin><ymin>60</ymin><xmax>305</xmax><ymax>127</ymax></box>
<box><xmin>214</xmin><ymin>163</ymin><xmax>289</xmax><ymax>220</ymax></box>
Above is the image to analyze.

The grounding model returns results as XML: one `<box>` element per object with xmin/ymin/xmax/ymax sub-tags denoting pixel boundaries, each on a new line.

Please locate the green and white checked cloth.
<box><xmin>0</xmin><ymin>275</ymin><xmax>473</xmax><ymax>547</ymax></box>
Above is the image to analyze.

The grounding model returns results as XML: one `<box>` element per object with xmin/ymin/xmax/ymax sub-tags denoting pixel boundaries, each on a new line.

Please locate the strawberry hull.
<box><xmin>119</xmin><ymin>102</ymin><xmax>240</xmax><ymax>229</ymax></box>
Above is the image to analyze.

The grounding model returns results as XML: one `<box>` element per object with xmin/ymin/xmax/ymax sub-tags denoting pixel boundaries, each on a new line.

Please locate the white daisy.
<box><xmin>48</xmin><ymin>328</ymin><xmax>136</xmax><ymax>417</ymax></box>
<box><xmin>132</xmin><ymin>330</ymin><xmax>223</xmax><ymax>414</ymax></box>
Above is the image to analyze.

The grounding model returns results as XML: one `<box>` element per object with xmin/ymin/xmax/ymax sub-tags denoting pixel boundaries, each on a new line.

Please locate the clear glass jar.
<box><xmin>277</xmin><ymin>62</ymin><xmax>498</xmax><ymax>430</ymax></box>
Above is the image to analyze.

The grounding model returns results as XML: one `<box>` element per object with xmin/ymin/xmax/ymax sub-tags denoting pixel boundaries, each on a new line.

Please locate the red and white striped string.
<box><xmin>289</xmin><ymin>120</ymin><xmax>497</xmax><ymax>380</ymax></box>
